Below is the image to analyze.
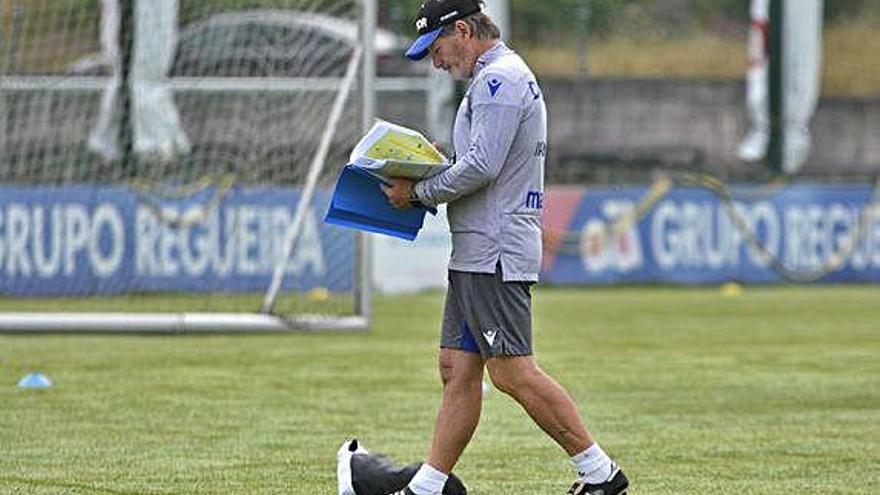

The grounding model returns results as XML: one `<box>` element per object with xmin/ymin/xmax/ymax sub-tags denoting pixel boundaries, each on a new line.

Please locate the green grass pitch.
<box><xmin>1</xmin><ymin>286</ymin><xmax>878</xmax><ymax>494</ymax></box>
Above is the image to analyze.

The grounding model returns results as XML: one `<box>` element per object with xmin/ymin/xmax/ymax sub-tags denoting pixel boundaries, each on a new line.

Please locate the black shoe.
<box><xmin>567</xmin><ymin>464</ymin><xmax>629</xmax><ymax>495</ymax></box>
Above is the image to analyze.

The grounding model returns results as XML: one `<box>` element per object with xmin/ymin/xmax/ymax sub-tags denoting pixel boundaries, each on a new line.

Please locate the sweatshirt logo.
<box><xmin>488</xmin><ymin>78</ymin><xmax>502</xmax><ymax>97</ymax></box>
<box><xmin>528</xmin><ymin>81</ymin><xmax>541</xmax><ymax>100</ymax></box>
<box><xmin>526</xmin><ymin>191</ymin><xmax>544</xmax><ymax>209</ymax></box>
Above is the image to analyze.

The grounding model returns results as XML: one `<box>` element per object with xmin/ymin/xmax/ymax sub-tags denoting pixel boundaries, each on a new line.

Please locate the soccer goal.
<box><xmin>0</xmin><ymin>0</ymin><xmax>380</xmax><ymax>332</ymax></box>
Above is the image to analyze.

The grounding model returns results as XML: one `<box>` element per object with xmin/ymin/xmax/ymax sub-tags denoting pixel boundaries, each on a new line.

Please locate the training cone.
<box><xmin>307</xmin><ymin>287</ymin><xmax>331</xmax><ymax>302</ymax></box>
<box><xmin>17</xmin><ymin>373</ymin><xmax>52</xmax><ymax>389</ymax></box>
<box><xmin>720</xmin><ymin>282</ymin><xmax>744</xmax><ymax>298</ymax></box>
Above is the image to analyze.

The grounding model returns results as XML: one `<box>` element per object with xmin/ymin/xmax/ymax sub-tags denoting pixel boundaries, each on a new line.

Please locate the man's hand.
<box><xmin>381</xmin><ymin>178</ymin><xmax>416</xmax><ymax>209</ymax></box>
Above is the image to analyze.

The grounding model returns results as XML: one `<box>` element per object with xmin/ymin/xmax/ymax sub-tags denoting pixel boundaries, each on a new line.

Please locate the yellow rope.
<box><xmin>129</xmin><ymin>174</ymin><xmax>238</xmax><ymax>228</ymax></box>
<box><xmin>543</xmin><ymin>173</ymin><xmax>880</xmax><ymax>283</ymax></box>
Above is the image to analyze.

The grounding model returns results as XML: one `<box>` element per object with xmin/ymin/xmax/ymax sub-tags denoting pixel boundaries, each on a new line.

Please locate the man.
<box><xmin>381</xmin><ymin>2</ymin><xmax>628</xmax><ymax>494</ymax></box>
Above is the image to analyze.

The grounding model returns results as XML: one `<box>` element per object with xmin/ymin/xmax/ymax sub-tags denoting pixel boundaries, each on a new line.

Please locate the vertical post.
<box><xmin>577</xmin><ymin>0</ymin><xmax>591</xmax><ymax>77</ymax></box>
<box><xmin>427</xmin><ymin>71</ymin><xmax>454</xmax><ymax>147</ymax></box>
<box><xmin>0</xmin><ymin>4</ymin><xmax>9</xmax><ymax>160</ymax></box>
<box><xmin>767</xmin><ymin>0</ymin><xmax>784</xmax><ymax>172</ymax></box>
<box><xmin>9</xmin><ymin>4</ymin><xmax>24</xmax><ymax>73</ymax></box>
<box><xmin>119</xmin><ymin>0</ymin><xmax>135</xmax><ymax>176</ymax></box>
<box><xmin>483</xmin><ymin>0</ymin><xmax>510</xmax><ymax>40</ymax></box>
<box><xmin>357</xmin><ymin>0</ymin><xmax>377</xmax><ymax>323</ymax></box>
<box><xmin>361</xmin><ymin>0</ymin><xmax>376</xmax><ymax>133</ymax></box>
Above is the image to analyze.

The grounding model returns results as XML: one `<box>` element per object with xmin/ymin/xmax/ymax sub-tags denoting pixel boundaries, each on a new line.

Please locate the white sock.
<box><xmin>408</xmin><ymin>463</ymin><xmax>448</xmax><ymax>495</ymax></box>
<box><xmin>571</xmin><ymin>443</ymin><xmax>613</xmax><ymax>484</ymax></box>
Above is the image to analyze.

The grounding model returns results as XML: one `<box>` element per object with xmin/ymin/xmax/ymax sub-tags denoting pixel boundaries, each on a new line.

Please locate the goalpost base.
<box><xmin>0</xmin><ymin>313</ymin><xmax>368</xmax><ymax>334</ymax></box>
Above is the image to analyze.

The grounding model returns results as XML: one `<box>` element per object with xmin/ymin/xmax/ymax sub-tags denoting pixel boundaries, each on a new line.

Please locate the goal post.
<box><xmin>0</xmin><ymin>0</ymin><xmax>379</xmax><ymax>333</ymax></box>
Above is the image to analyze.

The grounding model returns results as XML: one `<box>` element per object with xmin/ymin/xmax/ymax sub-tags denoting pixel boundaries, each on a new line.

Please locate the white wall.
<box><xmin>372</xmin><ymin>205</ymin><xmax>451</xmax><ymax>294</ymax></box>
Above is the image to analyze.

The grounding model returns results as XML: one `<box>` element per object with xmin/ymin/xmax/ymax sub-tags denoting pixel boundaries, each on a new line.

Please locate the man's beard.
<box><xmin>450</xmin><ymin>55</ymin><xmax>474</xmax><ymax>80</ymax></box>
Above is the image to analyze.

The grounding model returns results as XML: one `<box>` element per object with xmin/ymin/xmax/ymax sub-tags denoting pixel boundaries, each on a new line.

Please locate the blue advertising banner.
<box><xmin>542</xmin><ymin>185</ymin><xmax>880</xmax><ymax>285</ymax></box>
<box><xmin>3</xmin><ymin>184</ymin><xmax>879</xmax><ymax>295</ymax></box>
<box><xmin>0</xmin><ymin>186</ymin><xmax>355</xmax><ymax>296</ymax></box>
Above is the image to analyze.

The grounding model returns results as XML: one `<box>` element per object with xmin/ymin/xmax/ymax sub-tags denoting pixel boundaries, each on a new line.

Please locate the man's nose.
<box><xmin>431</xmin><ymin>55</ymin><xmax>442</xmax><ymax>69</ymax></box>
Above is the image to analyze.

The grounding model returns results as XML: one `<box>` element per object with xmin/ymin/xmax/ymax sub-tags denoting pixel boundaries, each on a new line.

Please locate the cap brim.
<box><xmin>405</xmin><ymin>28</ymin><xmax>442</xmax><ymax>61</ymax></box>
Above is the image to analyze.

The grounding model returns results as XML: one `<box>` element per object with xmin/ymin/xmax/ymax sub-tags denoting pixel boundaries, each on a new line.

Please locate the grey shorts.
<box><xmin>440</xmin><ymin>264</ymin><xmax>533</xmax><ymax>358</ymax></box>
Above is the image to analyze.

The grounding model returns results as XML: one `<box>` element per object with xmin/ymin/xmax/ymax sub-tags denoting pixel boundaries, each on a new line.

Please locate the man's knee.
<box><xmin>439</xmin><ymin>353</ymin><xmax>457</xmax><ymax>386</ymax></box>
<box><xmin>438</xmin><ymin>350</ymin><xmax>483</xmax><ymax>388</ymax></box>
<box><xmin>486</xmin><ymin>356</ymin><xmax>541</xmax><ymax>396</ymax></box>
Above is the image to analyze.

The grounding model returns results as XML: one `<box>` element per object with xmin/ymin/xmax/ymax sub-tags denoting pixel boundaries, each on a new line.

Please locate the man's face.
<box><xmin>428</xmin><ymin>25</ymin><xmax>474</xmax><ymax>80</ymax></box>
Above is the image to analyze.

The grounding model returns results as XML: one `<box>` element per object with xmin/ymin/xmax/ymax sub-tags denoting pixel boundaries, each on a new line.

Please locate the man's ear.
<box><xmin>454</xmin><ymin>19</ymin><xmax>472</xmax><ymax>38</ymax></box>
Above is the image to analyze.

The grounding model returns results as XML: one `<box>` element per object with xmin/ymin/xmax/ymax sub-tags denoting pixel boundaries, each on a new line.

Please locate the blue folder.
<box><xmin>324</xmin><ymin>165</ymin><xmax>437</xmax><ymax>241</ymax></box>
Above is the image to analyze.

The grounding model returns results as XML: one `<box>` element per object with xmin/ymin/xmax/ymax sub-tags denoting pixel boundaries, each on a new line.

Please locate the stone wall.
<box><xmin>543</xmin><ymin>78</ymin><xmax>880</xmax><ymax>181</ymax></box>
<box><xmin>379</xmin><ymin>78</ymin><xmax>880</xmax><ymax>183</ymax></box>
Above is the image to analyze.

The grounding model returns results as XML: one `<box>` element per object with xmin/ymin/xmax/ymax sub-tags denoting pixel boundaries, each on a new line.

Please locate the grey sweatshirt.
<box><xmin>414</xmin><ymin>42</ymin><xmax>546</xmax><ymax>282</ymax></box>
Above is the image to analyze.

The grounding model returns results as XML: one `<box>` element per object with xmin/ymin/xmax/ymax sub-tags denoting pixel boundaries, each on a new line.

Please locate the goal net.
<box><xmin>0</xmin><ymin>0</ymin><xmax>377</xmax><ymax>332</ymax></box>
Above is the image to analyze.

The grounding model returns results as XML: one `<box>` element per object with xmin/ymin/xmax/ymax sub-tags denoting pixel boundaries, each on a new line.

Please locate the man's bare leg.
<box><xmin>425</xmin><ymin>348</ymin><xmax>485</xmax><ymax>473</ymax></box>
<box><xmin>485</xmin><ymin>355</ymin><xmax>592</xmax><ymax>455</ymax></box>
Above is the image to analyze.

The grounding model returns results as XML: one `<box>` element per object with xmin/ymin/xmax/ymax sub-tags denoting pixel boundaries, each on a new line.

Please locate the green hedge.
<box><xmin>384</xmin><ymin>0</ymin><xmax>877</xmax><ymax>41</ymax></box>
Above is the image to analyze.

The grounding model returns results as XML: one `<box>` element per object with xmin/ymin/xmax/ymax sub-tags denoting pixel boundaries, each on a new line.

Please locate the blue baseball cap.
<box><xmin>405</xmin><ymin>0</ymin><xmax>483</xmax><ymax>61</ymax></box>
